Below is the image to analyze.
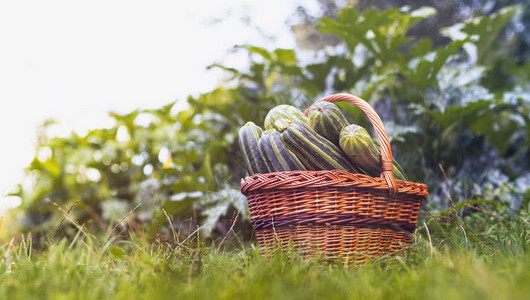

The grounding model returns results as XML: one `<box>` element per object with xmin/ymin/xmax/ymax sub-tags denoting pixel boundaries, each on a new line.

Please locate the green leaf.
<box><xmin>430</xmin><ymin>99</ymin><xmax>493</xmax><ymax>129</ymax></box>
<box><xmin>235</xmin><ymin>45</ymin><xmax>272</xmax><ymax>60</ymax></box>
<box><xmin>462</xmin><ymin>6</ymin><xmax>519</xmax><ymax>63</ymax></box>
<box><xmin>272</xmin><ymin>49</ymin><xmax>297</xmax><ymax>65</ymax></box>
<box><xmin>404</xmin><ymin>39</ymin><xmax>466</xmax><ymax>88</ymax></box>
<box><xmin>410</xmin><ymin>38</ymin><xmax>432</xmax><ymax>57</ymax></box>
<box><xmin>207</xmin><ymin>64</ymin><xmax>242</xmax><ymax>80</ymax></box>
<box><xmin>430</xmin><ymin>40</ymin><xmax>466</xmax><ymax>80</ymax></box>
<box><xmin>109</xmin><ymin>247</ymin><xmax>124</xmax><ymax>259</ymax></box>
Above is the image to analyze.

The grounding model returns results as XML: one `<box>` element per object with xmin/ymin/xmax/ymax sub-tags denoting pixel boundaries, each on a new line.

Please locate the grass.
<box><xmin>0</xmin><ymin>211</ymin><xmax>529</xmax><ymax>300</ymax></box>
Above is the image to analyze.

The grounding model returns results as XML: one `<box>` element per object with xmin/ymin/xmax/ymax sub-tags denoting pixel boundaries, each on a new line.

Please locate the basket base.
<box><xmin>255</xmin><ymin>224</ymin><xmax>412</xmax><ymax>264</ymax></box>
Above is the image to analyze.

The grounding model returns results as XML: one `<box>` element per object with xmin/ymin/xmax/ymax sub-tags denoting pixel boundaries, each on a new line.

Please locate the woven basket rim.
<box><xmin>241</xmin><ymin>169</ymin><xmax>428</xmax><ymax>197</ymax></box>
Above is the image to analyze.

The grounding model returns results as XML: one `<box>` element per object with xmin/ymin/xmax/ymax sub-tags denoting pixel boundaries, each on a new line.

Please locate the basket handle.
<box><xmin>303</xmin><ymin>93</ymin><xmax>398</xmax><ymax>195</ymax></box>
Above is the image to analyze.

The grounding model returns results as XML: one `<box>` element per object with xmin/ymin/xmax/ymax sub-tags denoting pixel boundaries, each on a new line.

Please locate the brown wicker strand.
<box><xmin>241</xmin><ymin>171</ymin><xmax>428</xmax><ymax>196</ymax></box>
<box><xmin>256</xmin><ymin>225</ymin><xmax>411</xmax><ymax>264</ymax></box>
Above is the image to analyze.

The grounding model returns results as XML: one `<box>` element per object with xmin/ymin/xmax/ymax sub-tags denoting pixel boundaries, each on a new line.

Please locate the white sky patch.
<box><xmin>0</xmin><ymin>0</ymin><xmax>310</xmax><ymax>212</ymax></box>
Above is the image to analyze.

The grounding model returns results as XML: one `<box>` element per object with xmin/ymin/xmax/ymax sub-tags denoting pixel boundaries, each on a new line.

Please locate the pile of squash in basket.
<box><xmin>238</xmin><ymin>103</ymin><xmax>407</xmax><ymax>179</ymax></box>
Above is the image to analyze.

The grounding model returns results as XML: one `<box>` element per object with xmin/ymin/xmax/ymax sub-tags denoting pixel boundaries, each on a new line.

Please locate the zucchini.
<box><xmin>339</xmin><ymin>124</ymin><xmax>407</xmax><ymax>180</ymax></box>
<box><xmin>259</xmin><ymin>129</ymin><xmax>306</xmax><ymax>172</ymax></box>
<box><xmin>308</xmin><ymin>102</ymin><xmax>349</xmax><ymax>146</ymax></box>
<box><xmin>238</xmin><ymin>122</ymin><xmax>271</xmax><ymax>175</ymax></box>
<box><xmin>264</xmin><ymin>105</ymin><xmax>309</xmax><ymax>131</ymax></box>
<box><xmin>280</xmin><ymin>120</ymin><xmax>359</xmax><ymax>173</ymax></box>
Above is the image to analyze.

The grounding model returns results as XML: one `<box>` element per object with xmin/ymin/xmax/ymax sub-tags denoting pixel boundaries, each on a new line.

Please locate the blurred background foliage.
<box><xmin>4</xmin><ymin>0</ymin><xmax>529</xmax><ymax>243</ymax></box>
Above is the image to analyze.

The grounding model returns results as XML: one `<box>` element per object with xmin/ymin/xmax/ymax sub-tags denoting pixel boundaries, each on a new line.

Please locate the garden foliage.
<box><xmin>8</xmin><ymin>4</ymin><xmax>530</xmax><ymax>241</ymax></box>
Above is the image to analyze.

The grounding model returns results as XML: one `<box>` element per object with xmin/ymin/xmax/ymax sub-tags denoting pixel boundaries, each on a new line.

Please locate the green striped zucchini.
<box><xmin>280</xmin><ymin>120</ymin><xmax>359</xmax><ymax>173</ymax></box>
<box><xmin>339</xmin><ymin>124</ymin><xmax>407</xmax><ymax>180</ymax></box>
<box><xmin>264</xmin><ymin>105</ymin><xmax>309</xmax><ymax>131</ymax></box>
<box><xmin>308</xmin><ymin>102</ymin><xmax>349</xmax><ymax>146</ymax></box>
<box><xmin>258</xmin><ymin>129</ymin><xmax>306</xmax><ymax>172</ymax></box>
<box><xmin>238</xmin><ymin>122</ymin><xmax>272</xmax><ymax>175</ymax></box>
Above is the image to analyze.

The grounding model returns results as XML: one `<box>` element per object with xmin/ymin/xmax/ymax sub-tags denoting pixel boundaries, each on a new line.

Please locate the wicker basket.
<box><xmin>240</xmin><ymin>93</ymin><xmax>428</xmax><ymax>264</ymax></box>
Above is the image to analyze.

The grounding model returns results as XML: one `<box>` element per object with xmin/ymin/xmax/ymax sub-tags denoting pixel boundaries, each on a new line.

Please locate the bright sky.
<box><xmin>0</xmin><ymin>0</ymin><xmax>317</xmax><ymax>212</ymax></box>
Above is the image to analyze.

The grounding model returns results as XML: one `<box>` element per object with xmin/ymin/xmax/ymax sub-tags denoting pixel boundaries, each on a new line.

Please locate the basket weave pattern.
<box><xmin>242</xmin><ymin>171</ymin><xmax>427</xmax><ymax>263</ymax></box>
<box><xmin>240</xmin><ymin>94</ymin><xmax>429</xmax><ymax>264</ymax></box>
<box><xmin>255</xmin><ymin>226</ymin><xmax>412</xmax><ymax>263</ymax></box>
